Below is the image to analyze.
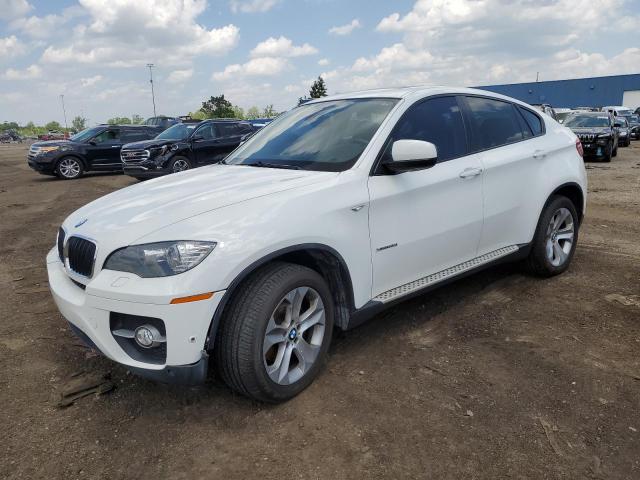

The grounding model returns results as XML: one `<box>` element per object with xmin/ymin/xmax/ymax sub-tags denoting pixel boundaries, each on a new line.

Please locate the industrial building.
<box><xmin>478</xmin><ymin>73</ymin><xmax>640</xmax><ymax>110</ymax></box>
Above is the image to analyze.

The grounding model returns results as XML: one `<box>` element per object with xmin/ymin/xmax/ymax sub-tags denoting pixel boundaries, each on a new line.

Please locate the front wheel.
<box><xmin>215</xmin><ymin>262</ymin><xmax>334</xmax><ymax>403</ymax></box>
<box><xmin>169</xmin><ymin>156</ymin><xmax>191</xmax><ymax>174</ymax></box>
<box><xmin>56</xmin><ymin>156</ymin><xmax>84</xmax><ymax>180</ymax></box>
<box><xmin>524</xmin><ymin>195</ymin><xmax>579</xmax><ymax>277</ymax></box>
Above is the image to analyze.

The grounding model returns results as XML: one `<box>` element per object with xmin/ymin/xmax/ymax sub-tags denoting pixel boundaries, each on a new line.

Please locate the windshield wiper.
<box><xmin>244</xmin><ymin>161</ymin><xmax>301</xmax><ymax>170</ymax></box>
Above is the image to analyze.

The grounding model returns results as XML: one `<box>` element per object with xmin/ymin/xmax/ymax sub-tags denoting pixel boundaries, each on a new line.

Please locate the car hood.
<box><xmin>122</xmin><ymin>138</ymin><xmax>177</xmax><ymax>149</ymax></box>
<box><xmin>569</xmin><ymin>127</ymin><xmax>611</xmax><ymax>135</ymax></box>
<box><xmin>32</xmin><ymin>140</ymin><xmax>77</xmax><ymax>148</ymax></box>
<box><xmin>62</xmin><ymin>164</ymin><xmax>337</xmax><ymax>248</ymax></box>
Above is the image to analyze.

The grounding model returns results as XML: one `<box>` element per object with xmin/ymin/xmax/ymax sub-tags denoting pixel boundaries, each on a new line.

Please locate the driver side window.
<box><xmin>383</xmin><ymin>96</ymin><xmax>469</xmax><ymax>164</ymax></box>
<box><xmin>195</xmin><ymin>124</ymin><xmax>215</xmax><ymax>140</ymax></box>
<box><xmin>93</xmin><ymin>129</ymin><xmax>120</xmax><ymax>144</ymax></box>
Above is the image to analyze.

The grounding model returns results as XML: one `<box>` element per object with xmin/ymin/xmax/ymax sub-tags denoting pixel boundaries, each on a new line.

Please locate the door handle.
<box><xmin>459</xmin><ymin>167</ymin><xmax>483</xmax><ymax>178</ymax></box>
<box><xmin>532</xmin><ymin>149</ymin><xmax>547</xmax><ymax>159</ymax></box>
<box><xmin>111</xmin><ymin>145</ymin><xmax>120</xmax><ymax>148</ymax></box>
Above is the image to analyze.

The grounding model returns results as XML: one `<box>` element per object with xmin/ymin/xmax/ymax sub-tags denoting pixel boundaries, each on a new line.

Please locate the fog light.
<box><xmin>134</xmin><ymin>325</ymin><xmax>162</xmax><ymax>348</ymax></box>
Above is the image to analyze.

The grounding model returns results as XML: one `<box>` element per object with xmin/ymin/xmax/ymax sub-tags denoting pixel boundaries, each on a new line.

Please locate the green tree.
<box><xmin>246</xmin><ymin>106</ymin><xmax>261</xmax><ymax>119</ymax></box>
<box><xmin>131</xmin><ymin>114</ymin><xmax>144</xmax><ymax>124</ymax></box>
<box><xmin>71</xmin><ymin>116</ymin><xmax>86</xmax><ymax>131</ymax></box>
<box><xmin>107</xmin><ymin>117</ymin><xmax>132</xmax><ymax>125</ymax></box>
<box><xmin>262</xmin><ymin>104</ymin><xmax>276</xmax><ymax>118</ymax></box>
<box><xmin>189</xmin><ymin>110</ymin><xmax>208</xmax><ymax>120</ymax></box>
<box><xmin>309</xmin><ymin>76</ymin><xmax>327</xmax><ymax>98</ymax></box>
<box><xmin>201</xmin><ymin>94</ymin><xmax>235</xmax><ymax>118</ymax></box>
<box><xmin>45</xmin><ymin>121</ymin><xmax>62</xmax><ymax>131</ymax></box>
<box><xmin>232</xmin><ymin>105</ymin><xmax>245</xmax><ymax>119</ymax></box>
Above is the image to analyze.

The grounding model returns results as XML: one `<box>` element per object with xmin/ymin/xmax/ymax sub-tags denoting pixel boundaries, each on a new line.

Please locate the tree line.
<box><xmin>2</xmin><ymin>76</ymin><xmax>330</xmax><ymax>136</ymax></box>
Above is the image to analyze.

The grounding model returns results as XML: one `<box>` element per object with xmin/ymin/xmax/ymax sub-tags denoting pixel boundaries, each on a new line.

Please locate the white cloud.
<box><xmin>213</xmin><ymin>57</ymin><xmax>289</xmax><ymax>80</ymax></box>
<box><xmin>250</xmin><ymin>36</ymin><xmax>317</xmax><ymax>58</ymax></box>
<box><xmin>328</xmin><ymin>18</ymin><xmax>361</xmax><ymax>36</ymax></box>
<box><xmin>318</xmin><ymin>58</ymin><xmax>329</xmax><ymax>66</ymax></box>
<box><xmin>352</xmin><ymin>43</ymin><xmax>433</xmax><ymax>72</ymax></box>
<box><xmin>0</xmin><ymin>0</ymin><xmax>32</xmax><ymax>20</ymax></box>
<box><xmin>167</xmin><ymin>68</ymin><xmax>193</xmax><ymax>83</ymax></box>
<box><xmin>9</xmin><ymin>6</ymin><xmax>84</xmax><ymax>39</ymax></box>
<box><xmin>40</xmin><ymin>0</ymin><xmax>239</xmax><ymax>67</ymax></box>
<box><xmin>0</xmin><ymin>35</ymin><xmax>26</xmax><ymax>59</ymax></box>
<box><xmin>80</xmin><ymin>75</ymin><xmax>102</xmax><ymax>87</ymax></box>
<box><xmin>230</xmin><ymin>0</ymin><xmax>279</xmax><ymax>13</ymax></box>
<box><xmin>2</xmin><ymin>63</ymin><xmax>41</xmax><ymax>80</ymax></box>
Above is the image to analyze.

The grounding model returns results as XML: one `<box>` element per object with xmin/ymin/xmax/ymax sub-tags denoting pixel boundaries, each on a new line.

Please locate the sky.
<box><xmin>1</xmin><ymin>0</ymin><xmax>639</xmax><ymax>125</ymax></box>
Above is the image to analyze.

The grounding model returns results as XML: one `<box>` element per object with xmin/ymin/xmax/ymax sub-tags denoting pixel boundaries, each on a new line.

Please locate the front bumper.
<box><xmin>47</xmin><ymin>248</ymin><xmax>224</xmax><ymax>384</ymax></box>
<box><xmin>580</xmin><ymin>140</ymin><xmax>610</xmax><ymax>157</ymax></box>
<box><xmin>27</xmin><ymin>154</ymin><xmax>57</xmax><ymax>174</ymax></box>
<box><xmin>122</xmin><ymin>165</ymin><xmax>169</xmax><ymax>179</ymax></box>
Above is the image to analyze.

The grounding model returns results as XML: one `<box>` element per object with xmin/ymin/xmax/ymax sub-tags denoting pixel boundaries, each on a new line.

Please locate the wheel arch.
<box><xmin>205</xmin><ymin>243</ymin><xmax>356</xmax><ymax>349</ymax></box>
<box><xmin>550</xmin><ymin>182</ymin><xmax>585</xmax><ymax>224</ymax></box>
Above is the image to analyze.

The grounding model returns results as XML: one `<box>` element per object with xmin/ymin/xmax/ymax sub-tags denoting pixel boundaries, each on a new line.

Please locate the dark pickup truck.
<box><xmin>27</xmin><ymin>125</ymin><xmax>157</xmax><ymax>179</ymax></box>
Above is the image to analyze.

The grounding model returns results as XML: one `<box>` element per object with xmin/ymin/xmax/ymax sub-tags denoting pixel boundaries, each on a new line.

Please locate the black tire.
<box><xmin>214</xmin><ymin>262</ymin><xmax>334</xmax><ymax>403</ymax></box>
<box><xmin>168</xmin><ymin>156</ymin><xmax>191</xmax><ymax>174</ymax></box>
<box><xmin>55</xmin><ymin>156</ymin><xmax>84</xmax><ymax>180</ymax></box>
<box><xmin>612</xmin><ymin>144</ymin><xmax>618</xmax><ymax>158</ymax></box>
<box><xmin>524</xmin><ymin>195</ymin><xmax>579</xmax><ymax>277</ymax></box>
<box><xmin>602</xmin><ymin>142</ymin><xmax>613</xmax><ymax>162</ymax></box>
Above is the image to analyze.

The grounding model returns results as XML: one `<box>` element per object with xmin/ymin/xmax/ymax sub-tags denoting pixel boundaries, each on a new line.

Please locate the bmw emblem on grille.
<box><xmin>75</xmin><ymin>218</ymin><xmax>88</xmax><ymax>228</ymax></box>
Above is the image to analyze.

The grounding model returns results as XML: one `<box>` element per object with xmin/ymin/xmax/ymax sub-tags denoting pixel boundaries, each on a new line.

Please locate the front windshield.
<box><xmin>70</xmin><ymin>127</ymin><xmax>103</xmax><ymax>142</ymax></box>
<box><xmin>628</xmin><ymin>115</ymin><xmax>639</xmax><ymax>124</ymax></box>
<box><xmin>155</xmin><ymin>123</ymin><xmax>198</xmax><ymax>140</ymax></box>
<box><xmin>564</xmin><ymin>115</ymin><xmax>610</xmax><ymax>128</ymax></box>
<box><xmin>224</xmin><ymin>98</ymin><xmax>399</xmax><ymax>172</ymax></box>
<box><xmin>556</xmin><ymin>112</ymin><xmax>572</xmax><ymax>122</ymax></box>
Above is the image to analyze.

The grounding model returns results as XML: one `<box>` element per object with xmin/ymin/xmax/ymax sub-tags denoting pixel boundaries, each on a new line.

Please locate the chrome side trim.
<box><xmin>373</xmin><ymin>245</ymin><xmax>519</xmax><ymax>303</ymax></box>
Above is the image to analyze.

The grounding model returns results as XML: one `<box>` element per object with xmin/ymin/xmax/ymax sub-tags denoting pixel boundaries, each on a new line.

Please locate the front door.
<box><xmin>367</xmin><ymin>96</ymin><xmax>484</xmax><ymax>298</ymax></box>
<box><xmin>85</xmin><ymin>128</ymin><xmax>122</xmax><ymax>170</ymax></box>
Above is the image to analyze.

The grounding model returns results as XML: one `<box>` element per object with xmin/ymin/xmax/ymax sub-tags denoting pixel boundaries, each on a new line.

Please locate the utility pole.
<box><xmin>60</xmin><ymin>94</ymin><xmax>68</xmax><ymax>136</ymax></box>
<box><xmin>147</xmin><ymin>63</ymin><xmax>157</xmax><ymax>117</ymax></box>
<box><xmin>536</xmin><ymin>71</ymin><xmax>540</xmax><ymax>82</ymax></box>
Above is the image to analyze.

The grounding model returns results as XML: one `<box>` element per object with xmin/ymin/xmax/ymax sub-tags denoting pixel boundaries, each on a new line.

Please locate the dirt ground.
<box><xmin>1</xmin><ymin>142</ymin><xmax>639</xmax><ymax>480</ymax></box>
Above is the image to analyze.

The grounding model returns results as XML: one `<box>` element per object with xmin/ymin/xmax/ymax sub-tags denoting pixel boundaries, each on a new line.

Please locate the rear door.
<box><xmin>367</xmin><ymin>95</ymin><xmax>485</xmax><ymax>298</ymax></box>
<box><xmin>460</xmin><ymin>96</ymin><xmax>547</xmax><ymax>254</ymax></box>
<box><xmin>85</xmin><ymin>128</ymin><xmax>122</xmax><ymax>170</ymax></box>
<box><xmin>213</xmin><ymin>122</ymin><xmax>244</xmax><ymax>160</ymax></box>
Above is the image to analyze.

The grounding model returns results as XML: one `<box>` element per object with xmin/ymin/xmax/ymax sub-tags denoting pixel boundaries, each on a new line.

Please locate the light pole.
<box><xmin>147</xmin><ymin>63</ymin><xmax>157</xmax><ymax>117</ymax></box>
<box><xmin>60</xmin><ymin>94</ymin><xmax>68</xmax><ymax>136</ymax></box>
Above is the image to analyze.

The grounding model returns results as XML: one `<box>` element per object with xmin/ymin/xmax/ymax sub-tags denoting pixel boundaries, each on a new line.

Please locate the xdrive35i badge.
<box><xmin>74</xmin><ymin>218</ymin><xmax>88</xmax><ymax>228</ymax></box>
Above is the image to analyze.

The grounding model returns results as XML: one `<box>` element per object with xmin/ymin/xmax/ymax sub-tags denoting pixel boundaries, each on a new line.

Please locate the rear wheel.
<box><xmin>56</xmin><ymin>156</ymin><xmax>84</xmax><ymax>180</ymax></box>
<box><xmin>524</xmin><ymin>195</ymin><xmax>579</xmax><ymax>277</ymax></box>
<box><xmin>215</xmin><ymin>262</ymin><xmax>334</xmax><ymax>403</ymax></box>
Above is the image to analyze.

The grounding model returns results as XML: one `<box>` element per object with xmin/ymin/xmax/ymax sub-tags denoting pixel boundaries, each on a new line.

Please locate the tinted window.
<box><xmin>121</xmin><ymin>129</ymin><xmax>150</xmax><ymax>142</ymax></box>
<box><xmin>93</xmin><ymin>129</ymin><xmax>120</xmax><ymax>144</ymax></box>
<box><xmin>465</xmin><ymin>97</ymin><xmax>524</xmax><ymax>150</ymax></box>
<box><xmin>518</xmin><ymin>106</ymin><xmax>543</xmax><ymax>136</ymax></box>
<box><xmin>195</xmin><ymin>124</ymin><xmax>215</xmax><ymax>140</ymax></box>
<box><xmin>388</xmin><ymin>96</ymin><xmax>468</xmax><ymax>162</ymax></box>
<box><xmin>217</xmin><ymin>123</ymin><xmax>241</xmax><ymax>137</ymax></box>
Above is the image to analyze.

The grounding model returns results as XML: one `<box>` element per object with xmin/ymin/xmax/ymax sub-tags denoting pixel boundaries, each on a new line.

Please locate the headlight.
<box><xmin>104</xmin><ymin>241</ymin><xmax>216</xmax><ymax>277</ymax></box>
<box><xmin>39</xmin><ymin>146</ymin><xmax>59</xmax><ymax>153</ymax></box>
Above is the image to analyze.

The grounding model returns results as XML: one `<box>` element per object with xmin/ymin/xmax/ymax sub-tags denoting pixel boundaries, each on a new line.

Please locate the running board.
<box><xmin>373</xmin><ymin>245</ymin><xmax>519</xmax><ymax>303</ymax></box>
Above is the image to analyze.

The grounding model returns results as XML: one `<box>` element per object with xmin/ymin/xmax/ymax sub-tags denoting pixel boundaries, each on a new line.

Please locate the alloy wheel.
<box><xmin>262</xmin><ymin>286</ymin><xmax>326</xmax><ymax>386</ymax></box>
<box><xmin>172</xmin><ymin>159</ymin><xmax>189</xmax><ymax>172</ymax></box>
<box><xmin>545</xmin><ymin>207</ymin><xmax>574</xmax><ymax>267</ymax></box>
<box><xmin>58</xmin><ymin>158</ymin><xmax>81</xmax><ymax>178</ymax></box>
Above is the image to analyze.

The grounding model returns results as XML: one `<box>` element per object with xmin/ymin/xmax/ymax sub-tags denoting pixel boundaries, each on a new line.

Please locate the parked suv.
<box><xmin>121</xmin><ymin>119</ymin><xmax>255</xmax><ymax>179</ymax></box>
<box><xmin>563</xmin><ymin>112</ymin><xmax>618</xmax><ymax>161</ymax></box>
<box><xmin>48</xmin><ymin>87</ymin><xmax>587</xmax><ymax>402</ymax></box>
<box><xmin>614</xmin><ymin>116</ymin><xmax>631</xmax><ymax>147</ymax></box>
<box><xmin>28</xmin><ymin>125</ymin><xmax>156</xmax><ymax>179</ymax></box>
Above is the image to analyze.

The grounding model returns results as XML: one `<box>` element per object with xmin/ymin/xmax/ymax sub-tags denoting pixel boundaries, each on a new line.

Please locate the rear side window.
<box><xmin>464</xmin><ymin>96</ymin><xmax>524</xmax><ymax>150</ymax></box>
<box><xmin>387</xmin><ymin>96</ymin><xmax>468</xmax><ymax>162</ymax></box>
<box><xmin>217</xmin><ymin>123</ymin><xmax>241</xmax><ymax>137</ymax></box>
<box><xmin>517</xmin><ymin>106</ymin><xmax>544</xmax><ymax>136</ymax></box>
<box><xmin>121</xmin><ymin>129</ymin><xmax>150</xmax><ymax>142</ymax></box>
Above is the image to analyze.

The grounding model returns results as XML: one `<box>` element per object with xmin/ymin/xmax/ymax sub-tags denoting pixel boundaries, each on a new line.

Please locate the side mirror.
<box><xmin>88</xmin><ymin>140</ymin><xmax>96</xmax><ymax>146</ymax></box>
<box><xmin>383</xmin><ymin>140</ymin><xmax>438</xmax><ymax>173</ymax></box>
<box><xmin>192</xmin><ymin>135</ymin><xmax>204</xmax><ymax>141</ymax></box>
<box><xmin>614</xmin><ymin>123</ymin><xmax>622</xmax><ymax>128</ymax></box>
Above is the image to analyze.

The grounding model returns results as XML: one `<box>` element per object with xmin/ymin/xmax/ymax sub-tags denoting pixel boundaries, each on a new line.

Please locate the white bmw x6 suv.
<box><xmin>48</xmin><ymin>87</ymin><xmax>587</xmax><ymax>402</ymax></box>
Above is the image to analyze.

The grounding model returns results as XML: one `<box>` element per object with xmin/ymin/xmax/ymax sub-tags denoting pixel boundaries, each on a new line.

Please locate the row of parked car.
<box><xmin>27</xmin><ymin>116</ymin><xmax>270</xmax><ymax>180</ymax></box>
<box><xmin>532</xmin><ymin>104</ymin><xmax>639</xmax><ymax>162</ymax></box>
